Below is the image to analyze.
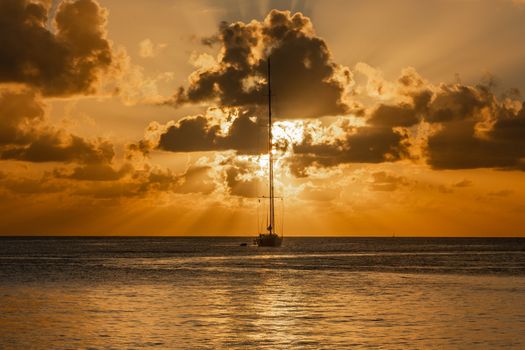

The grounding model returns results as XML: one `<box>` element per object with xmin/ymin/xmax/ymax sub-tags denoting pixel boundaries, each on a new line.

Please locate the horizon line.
<box><xmin>1</xmin><ymin>235</ymin><xmax>525</xmax><ymax>239</ymax></box>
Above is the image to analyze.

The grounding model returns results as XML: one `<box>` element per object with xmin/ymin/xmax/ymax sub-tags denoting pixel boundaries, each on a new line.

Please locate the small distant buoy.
<box><xmin>240</xmin><ymin>243</ymin><xmax>248</xmax><ymax>247</ymax></box>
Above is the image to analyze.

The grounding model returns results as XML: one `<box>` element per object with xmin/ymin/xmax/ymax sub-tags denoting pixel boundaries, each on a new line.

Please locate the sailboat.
<box><xmin>255</xmin><ymin>57</ymin><xmax>283</xmax><ymax>247</ymax></box>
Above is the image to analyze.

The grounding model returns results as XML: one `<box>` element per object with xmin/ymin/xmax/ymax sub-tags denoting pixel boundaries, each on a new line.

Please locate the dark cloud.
<box><xmin>427</xmin><ymin>117</ymin><xmax>525</xmax><ymax>171</ymax></box>
<box><xmin>290</xmin><ymin>125</ymin><xmax>410</xmax><ymax>177</ymax></box>
<box><xmin>172</xmin><ymin>10</ymin><xmax>352</xmax><ymax>118</ymax></box>
<box><xmin>219</xmin><ymin>109</ymin><xmax>267</xmax><ymax>153</ymax></box>
<box><xmin>363</xmin><ymin>73</ymin><xmax>525</xmax><ymax>171</ymax></box>
<box><xmin>157</xmin><ymin>108</ymin><xmax>267</xmax><ymax>155</ymax></box>
<box><xmin>368</xmin><ymin>103</ymin><xmax>419</xmax><ymax>127</ymax></box>
<box><xmin>54</xmin><ymin>163</ymin><xmax>133</xmax><ymax>181</ymax></box>
<box><xmin>0</xmin><ymin>87</ymin><xmax>44</xmax><ymax>145</ymax></box>
<box><xmin>422</xmin><ymin>86</ymin><xmax>525</xmax><ymax>171</ymax></box>
<box><xmin>2</xmin><ymin>133</ymin><xmax>114</xmax><ymax>164</ymax></box>
<box><xmin>0</xmin><ymin>0</ymin><xmax>114</xmax><ymax>96</ymax></box>
<box><xmin>425</xmin><ymin>84</ymin><xmax>488</xmax><ymax>123</ymax></box>
<box><xmin>158</xmin><ymin>116</ymin><xmax>218</xmax><ymax>152</ymax></box>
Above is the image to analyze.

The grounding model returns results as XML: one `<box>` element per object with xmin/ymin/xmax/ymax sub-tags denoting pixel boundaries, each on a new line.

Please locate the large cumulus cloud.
<box><xmin>364</xmin><ymin>69</ymin><xmax>525</xmax><ymax>171</ymax></box>
<box><xmin>172</xmin><ymin>10</ymin><xmax>353</xmax><ymax>119</ymax></box>
<box><xmin>0</xmin><ymin>0</ymin><xmax>129</xmax><ymax>182</ymax></box>
<box><xmin>0</xmin><ymin>0</ymin><xmax>114</xmax><ymax>96</ymax></box>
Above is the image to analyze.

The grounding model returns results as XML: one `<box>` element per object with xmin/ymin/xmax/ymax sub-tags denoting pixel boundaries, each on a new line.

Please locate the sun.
<box><xmin>273</xmin><ymin>121</ymin><xmax>305</xmax><ymax>145</ymax></box>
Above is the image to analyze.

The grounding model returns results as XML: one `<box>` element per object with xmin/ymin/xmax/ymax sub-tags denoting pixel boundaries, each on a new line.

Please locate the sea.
<box><xmin>1</xmin><ymin>237</ymin><xmax>525</xmax><ymax>349</ymax></box>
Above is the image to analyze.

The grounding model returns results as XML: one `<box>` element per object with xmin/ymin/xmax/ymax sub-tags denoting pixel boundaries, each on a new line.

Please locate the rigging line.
<box><xmin>266</xmin><ymin>198</ymin><xmax>269</xmax><ymax>229</ymax></box>
<box><xmin>257</xmin><ymin>199</ymin><xmax>260</xmax><ymax>235</ymax></box>
<box><xmin>281</xmin><ymin>197</ymin><xmax>284</xmax><ymax>237</ymax></box>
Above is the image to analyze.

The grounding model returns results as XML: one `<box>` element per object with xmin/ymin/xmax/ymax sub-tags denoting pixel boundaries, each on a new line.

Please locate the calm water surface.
<box><xmin>1</xmin><ymin>237</ymin><xmax>525</xmax><ymax>349</ymax></box>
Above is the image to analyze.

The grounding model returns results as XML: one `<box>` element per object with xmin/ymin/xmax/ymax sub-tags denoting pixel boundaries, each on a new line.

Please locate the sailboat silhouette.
<box><xmin>255</xmin><ymin>57</ymin><xmax>283</xmax><ymax>247</ymax></box>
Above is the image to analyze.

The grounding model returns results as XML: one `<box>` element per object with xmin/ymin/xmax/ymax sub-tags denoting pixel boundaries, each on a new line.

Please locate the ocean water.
<box><xmin>1</xmin><ymin>237</ymin><xmax>525</xmax><ymax>349</ymax></box>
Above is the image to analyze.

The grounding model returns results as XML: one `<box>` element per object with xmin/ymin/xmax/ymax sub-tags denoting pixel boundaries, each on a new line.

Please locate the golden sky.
<box><xmin>1</xmin><ymin>0</ymin><xmax>525</xmax><ymax>236</ymax></box>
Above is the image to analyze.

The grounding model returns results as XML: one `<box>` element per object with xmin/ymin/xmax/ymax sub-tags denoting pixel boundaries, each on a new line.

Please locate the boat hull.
<box><xmin>255</xmin><ymin>234</ymin><xmax>283</xmax><ymax>247</ymax></box>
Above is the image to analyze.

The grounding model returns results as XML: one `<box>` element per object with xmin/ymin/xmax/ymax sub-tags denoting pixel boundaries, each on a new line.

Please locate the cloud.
<box><xmin>1</xmin><ymin>133</ymin><xmax>114</xmax><ymax>163</ymax></box>
<box><xmin>138</xmin><ymin>39</ymin><xmax>167</xmax><ymax>58</ymax></box>
<box><xmin>453</xmin><ymin>179</ymin><xmax>472</xmax><ymax>188</ymax></box>
<box><xmin>127</xmin><ymin>10</ymin><xmax>525</xmax><ymax>180</ymax></box>
<box><xmin>0</xmin><ymin>86</ymin><xmax>44</xmax><ymax>145</ymax></box>
<box><xmin>0</xmin><ymin>86</ymin><xmax>115</xmax><ymax>164</ymax></box>
<box><xmin>224</xmin><ymin>158</ymin><xmax>263</xmax><ymax>198</ymax></box>
<box><xmin>171</xmin><ymin>10</ymin><xmax>353</xmax><ymax>118</ymax></box>
<box><xmin>159</xmin><ymin>115</ymin><xmax>218</xmax><ymax>152</ymax></box>
<box><xmin>152</xmin><ymin>107</ymin><xmax>267</xmax><ymax>155</ymax></box>
<box><xmin>290</xmin><ymin>122</ymin><xmax>410</xmax><ymax>176</ymax></box>
<box><xmin>359</xmin><ymin>68</ymin><xmax>525</xmax><ymax>172</ymax></box>
<box><xmin>139</xmin><ymin>165</ymin><xmax>216</xmax><ymax>195</ymax></box>
<box><xmin>70</xmin><ymin>164</ymin><xmax>217</xmax><ymax>199</ymax></box>
<box><xmin>175</xmin><ymin>165</ymin><xmax>216</xmax><ymax>194</ymax></box>
<box><xmin>422</xmin><ymin>87</ymin><xmax>525</xmax><ymax>171</ymax></box>
<box><xmin>0</xmin><ymin>0</ymin><xmax>173</xmax><ymax>106</ymax></box>
<box><xmin>0</xmin><ymin>160</ymin><xmax>219</xmax><ymax>199</ymax></box>
<box><xmin>0</xmin><ymin>0</ymin><xmax>115</xmax><ymax>96</ymax></box>
<box><xmin>145</xmin><ymin>62</ymin><xmax>525</xmax><ymax>179</ymax></box>
<box><xmin>142</xmin><ymin>107</ymin><xmax>410</xmax><ymax>179</ymax></box>
<box><xmin>54</xmin><ymin>163</ymin><xmax>133</xmax><ymax>181</ymax></box>
<box><xmin>0</xmin><ymin>174</ymin><xmax>64</xmax><ymax>194</ymax></box>
<box><xmin>368</xmin><ymin>103</ymin><xmax>419</xmax><ymax>127</ymax></box>
<box><xmin>299</xmin><ymin>183</ymin><xmax>339</xmax><ymax>201</ymax></box>
<box><xmin>369</xmin><ymin>171</ymin><xmax>409</xmax><ymax>192</ymax></box>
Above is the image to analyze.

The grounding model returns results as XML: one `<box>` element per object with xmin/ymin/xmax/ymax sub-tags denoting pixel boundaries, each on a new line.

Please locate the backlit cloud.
<box><xmin>171</xmin><ymin>10</ymin><xmax>353</xmax><ymax>119</ymax></box>
<box><xmin>139</xmin><ymin>38</ymin><xmax>167</xmax><ymax>58</ymax></box>
<box><xmin>145</xmin><ymin>107</ymin><xmax>267</xmax><ymax>155</ymax></box>
<box><xmin>0</xmin><ymin>86</ymin><xmax>114</xmax><ymax>164</ymax></box>
<box><xmin>0</xmin><ymin>0</ymin><xmax>116</xmax><ymax>96</ymax></box>
<box><xmin>368</xmin><ymin>72</ymin><xmax>525</xmax><ymax>171</ymax></box>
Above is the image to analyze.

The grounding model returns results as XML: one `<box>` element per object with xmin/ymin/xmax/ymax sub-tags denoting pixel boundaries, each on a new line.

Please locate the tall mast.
<box><xmin>267</xmin><ymin>57</ymin><xmax>275</xmax><ymax>235</ymax></box>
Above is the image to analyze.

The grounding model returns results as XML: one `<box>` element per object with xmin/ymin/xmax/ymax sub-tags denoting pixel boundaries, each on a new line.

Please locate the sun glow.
<box><xmin>256</xmin><ymin>154</ymin><xmax>269</xmax><ymax>176</ymax></box>
<box><xmin>231</xmin><ymin>119</ymin><xmax>306</xmax><ymax>177</ymax></box>
<box><xmin>273</xmin><ymin>120</ymin><xmax>305</xmax><ymax>145</ymax></box>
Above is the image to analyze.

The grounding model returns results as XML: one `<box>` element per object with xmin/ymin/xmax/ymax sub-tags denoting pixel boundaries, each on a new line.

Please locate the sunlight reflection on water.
<box><xmin>2</xmin><ymin>273</ymin><xmax>525</xmax><ymax>349</ymax></box>
<box><xmin>1</xmin><ymin>237</ymin><xmax>525</xmax><ymax>349</ymax></box>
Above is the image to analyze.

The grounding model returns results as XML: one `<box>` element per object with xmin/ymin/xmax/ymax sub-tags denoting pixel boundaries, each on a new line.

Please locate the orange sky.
<box><xmin>1</xmin><ymin>0</ymin><xmax>525</xmax><ymax>236</ymax></box>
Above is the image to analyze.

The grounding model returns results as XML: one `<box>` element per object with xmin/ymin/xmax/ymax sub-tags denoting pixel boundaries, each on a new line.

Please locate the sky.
<box><xmin>1</xmin><ymin>0</ymin><xmax>525</xmax><ymax>236</ymax></box>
